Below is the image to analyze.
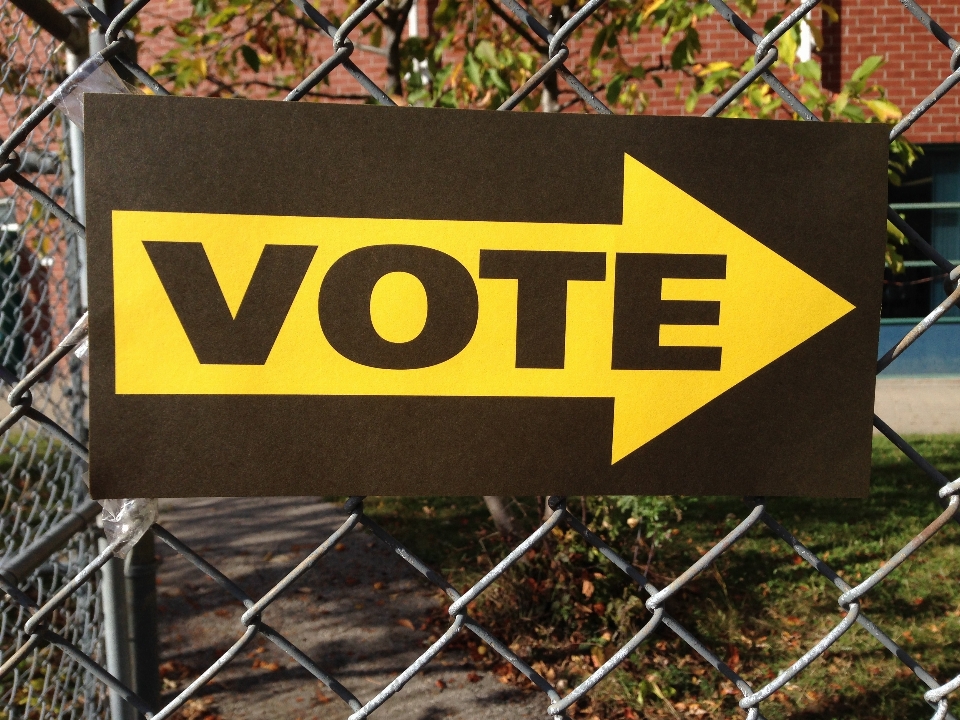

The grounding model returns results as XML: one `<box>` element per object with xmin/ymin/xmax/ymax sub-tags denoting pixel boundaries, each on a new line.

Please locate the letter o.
<box><xmin>319</xmin><ymin>244</ymin><xmax>479</xmax><ymax>369</ymax></box>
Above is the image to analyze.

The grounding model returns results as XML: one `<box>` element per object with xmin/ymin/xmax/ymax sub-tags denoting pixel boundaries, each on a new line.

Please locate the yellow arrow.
<box><xmin>112</xmin><ymin>154</ymin><xmax>854</xmax><ymax>464</ymax></box>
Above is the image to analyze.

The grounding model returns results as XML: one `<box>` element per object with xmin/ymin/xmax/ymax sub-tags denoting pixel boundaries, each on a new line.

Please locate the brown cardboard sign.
<box><xmin>85</xmin><ymin>94</ymin><xmax>888</xmax><ymax>498</ymax></box>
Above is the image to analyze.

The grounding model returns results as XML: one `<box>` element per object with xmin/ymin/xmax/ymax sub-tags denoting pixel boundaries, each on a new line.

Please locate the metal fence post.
<box><xmin>125</xmin><ymin>530</ymin><xmax>160</xmax><ymax>715</ymax></box>
<box><xmin>98</xmin><ymin>537</ymin><xmax>134</xmax><ymax>720</ymax></box>
<box><xmin>63</xmin><ymin>7</ymin><xmax>88</xmax><ymax>449</ymax></box>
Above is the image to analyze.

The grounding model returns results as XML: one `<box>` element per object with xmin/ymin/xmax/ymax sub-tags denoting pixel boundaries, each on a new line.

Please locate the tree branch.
<box><xmin>484</xmin><ymin>0</ymin><xmax>547</xmax><ymax>54</ymax></box>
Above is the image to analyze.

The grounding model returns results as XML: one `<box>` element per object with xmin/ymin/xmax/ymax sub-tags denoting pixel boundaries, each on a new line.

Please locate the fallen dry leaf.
<box><xmin>467</xmin><ymin>672</ymin><xmax>482</xmax><ymax>683</ymax></box>
<box><xmin>173</xmin><ymin>697</ymin><xmax>220</xmax><ymax>720</ymax></box>
<box><xmin>435</xmin><ymin>679</ymin><xmax>446</xmax><ymax>690</ymax></box>
<box><xmin>397</xmin><ymin>618</ymin><xmax>415</xmax><ymax>630</ymax></box>
<box><xmin>252</xmin><ymin>658</ymin><xmax>281</xmax><ymax>672</ymax></box>
<box><xmin>582</xmin><ymin>579</ymin><xmax>595</xmax><ymax>599</ymax></box>
<box><xmin>159</xmin><ymin>660</ymin><xmax>193</xmax><ymax>681</ymax></box>
<box><xmin>726</xmin><ymin>644</ymin><xmax>741</xmax><ymax>671</ymax></box>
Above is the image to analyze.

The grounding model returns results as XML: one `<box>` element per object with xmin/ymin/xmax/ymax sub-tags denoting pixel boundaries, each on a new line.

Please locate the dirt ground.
<box><xmin>155</xmin><ymin>496</ymin><xmax>546</xmax><ymax>720</ymax></box>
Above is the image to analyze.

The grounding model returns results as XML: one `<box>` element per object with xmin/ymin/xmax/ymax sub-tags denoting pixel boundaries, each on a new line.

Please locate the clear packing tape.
<box><xmin>52</xmin><ymin>55</ymin><xmax>155</xmax><ymax>558</ymax></box>
<box><xmin>99</xmin><ymin>499</ymin><xmax>159</xmax><ymax>558</ymax></box>
<box><xmin>50</xmin><ymin>52</ymin><xmax>141</xmax><ymax>130</ymax></box>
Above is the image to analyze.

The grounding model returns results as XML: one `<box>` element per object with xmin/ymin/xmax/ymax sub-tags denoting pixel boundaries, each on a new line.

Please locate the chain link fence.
<box><xmin>1</xmin><ymin>0</ymin><xmax>960</xmax><ymax>718</ymax></box>
<box><xmin>0</xmin><ymin>4</ymin><xmax>106</xmax><ymax>720</ymax></box>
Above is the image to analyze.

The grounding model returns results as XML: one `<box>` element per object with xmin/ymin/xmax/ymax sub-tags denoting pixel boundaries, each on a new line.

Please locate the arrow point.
<box><xmin>609</xmin><ymin>155</ymin><xmax>855</xmax><ymax>466</ymax></box>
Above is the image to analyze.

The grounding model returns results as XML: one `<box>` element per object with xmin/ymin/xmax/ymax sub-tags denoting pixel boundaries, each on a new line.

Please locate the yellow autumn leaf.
<box><xmin>642</xmin><ymin>0</ymin><xmax>666</xmax><ymax>21</ymax></box>
<box><xmin>808</xmin><ymin>21</ymin><xmax>824</xmax><ymax>51</ymax></box>
<box><xmin>779</xmin><ymin>28</ymin><xmax>798</xmax><ymax>67</ymax></box>
<box><xmin>699</xmin><ymin>61</ymin><xmax>734</xmax><ymax>76</ymax></box>
<box><xmin>887</xmin><ymin>218</ymin><xmax>905</xmax><ymax>242</ymax></box>
<box><xmin>866</xmin><ymin>99</ymin><xmax>902</xmax><ymax>122</ymax></box>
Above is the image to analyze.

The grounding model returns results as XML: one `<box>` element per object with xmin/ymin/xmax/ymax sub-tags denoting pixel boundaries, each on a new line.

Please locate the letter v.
<box><xmin>143</xmin><ymin>241</ymin><xmax>317</xmax><ymax>365</ymax></box>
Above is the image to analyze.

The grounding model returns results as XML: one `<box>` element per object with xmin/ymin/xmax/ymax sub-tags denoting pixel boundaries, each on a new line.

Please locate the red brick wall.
<box><xmin>825</xmin><ymin>0</ymin><xmax>960</xmax><ymax>143</ymax></box>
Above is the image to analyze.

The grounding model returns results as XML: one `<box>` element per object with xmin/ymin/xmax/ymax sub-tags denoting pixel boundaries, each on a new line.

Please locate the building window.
<box><xmin>886</xmin><ymin>145</ymin><xmax>960</xmax><ymax>318</ymax></box>
<box><xmin>882</xmin><ymin>144</ymin><xmax>960</xmax><ymax>375</ymax></box>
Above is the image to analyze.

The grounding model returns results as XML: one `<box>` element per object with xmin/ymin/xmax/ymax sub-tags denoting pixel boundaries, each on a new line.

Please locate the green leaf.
<box><xmin>439</xmin><ymin>90</ymin><xmax>457</xmax><ymax>108</ymax></box>
<box><xmin>464</xmin><ymin>53</ymin><xmax>482</xmax><ymax>88</ymax></box>
<box><xmin>831</xmin><ymin>90</ymin><xmax>849</xmax><ymax>115</ymax></box>
<box><xmin>606</xmin><ymin>74</ymin><xmax>624</xmax><ymax>104</ymax></box>
<box><xmin>669</xmin><ymin>29</ymin><xmax>700</xmax><ymax>70</ymax></box>
<box><xmin>840</xmin><ymin>103</ymin><xmax>866</xmax><ymax>122</ymax></box>
<box><xmin>208</xmin><ymin>7</ymin><xmax>237</xmax><ymax>26</ymax></box>
<box><xmin>240</xmin><ymin>44</ymin><xmax>260</xmax><ymax>72</ymax></box>
<box><xmin>799</xmin><ymin>80</ymin><xmax>822</xmax><ymax>99</ymax></box>
<box><xmin>851</xmin><ymin>55</ymin><xmax>884</xmax><ymax>84</ymax></box>
<box><xmin>795</xmin><ymin>59</ymin><xmax>821</xmax><ymax>82</ymax></box>
<box><xmin>762</xmin><ymin>12</ymin><xmax>783</xmax><ymax>35</ymax></box>
<box><xmin>487</xmin><ymin>68</ymin><xmax>510</xmax><ymax>94</ymax></box>
<box><xmin>590</xmin><ymin>24</ymin><xmax>610</xmax><ymax>61</ymax></box>
<box><xmin>475</xmin><ymin>40</ymin><xmax>499</xmax><ymax>68</ymax></box>
<box><xmin>517</xmin><ymin>52</ymin><xmax>535</xmax><ymax>72</ymax></box>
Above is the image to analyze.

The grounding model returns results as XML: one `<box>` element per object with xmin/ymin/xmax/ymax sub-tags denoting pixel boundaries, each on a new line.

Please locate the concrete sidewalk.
<box><xmin>155</xmin><ymin>497</ymin><xmax>543</xmax><ymax>720</ymax></box>
<box><xmin>874</xmin><ymin>377</ymin><xmax>960</xmax><ymax>435</ymax></box>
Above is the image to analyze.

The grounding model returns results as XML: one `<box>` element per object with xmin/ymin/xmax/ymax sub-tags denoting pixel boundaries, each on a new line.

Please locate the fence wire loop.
<box><xmin>2</xmin><ymin>0</ymin><xmax>960</xmax><ymax>718</ymax></box>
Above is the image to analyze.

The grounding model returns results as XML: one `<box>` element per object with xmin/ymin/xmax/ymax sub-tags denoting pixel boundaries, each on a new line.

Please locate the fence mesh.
<box><xmin>0</xmin><ymin>6</ymin><xmax>105</xmax><ymax>720</ymax></box>
<box><xmin>1</xmin><ymin>0</ymin><xmax>960</xmax><ymax>718</ymax></box>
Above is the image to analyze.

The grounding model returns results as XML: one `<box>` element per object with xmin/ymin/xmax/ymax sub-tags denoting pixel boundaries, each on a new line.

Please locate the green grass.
<box><xmin>362</xmin><ymin>435</ymin><xmax>960</xmax><ymax>719</ymax></box>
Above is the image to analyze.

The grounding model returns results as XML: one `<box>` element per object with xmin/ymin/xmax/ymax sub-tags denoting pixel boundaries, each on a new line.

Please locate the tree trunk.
<box><xmin>540</xmin><ymin>2</ymin><xmax>572</xmax><ymax>112</ymax></box>
<box><xmin>381</xmin><ymin>0</ymin><xmax>414</xmax><ymax>97</ymax></box>
<box><xmin>483</xmin><ymin>496</ymin><xmax>516</xmax><ymax>536</ymax></box>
